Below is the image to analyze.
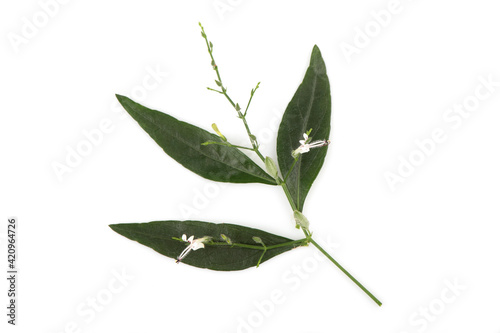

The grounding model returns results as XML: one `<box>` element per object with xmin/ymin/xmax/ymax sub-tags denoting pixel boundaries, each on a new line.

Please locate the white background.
<box><xmin>1</xmin><ymin>0</ymin><xmax>500</xmax><ymax>332</ymax></box>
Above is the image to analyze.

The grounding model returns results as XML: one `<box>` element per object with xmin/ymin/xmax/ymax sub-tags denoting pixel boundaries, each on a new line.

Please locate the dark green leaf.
<box><xmin>116</xmin><ymin>95</ymin><xmax>276</xmax><ymax>185</ymax></box>
<box><xmin>110</xmin><ymin>220</ymin><xmax>303</xmax><ymax>271</ymax></box>
<box><xmin>277</xmin><ymin>45</ymin><xmax>331</xmax><ymax>211</ymax></box>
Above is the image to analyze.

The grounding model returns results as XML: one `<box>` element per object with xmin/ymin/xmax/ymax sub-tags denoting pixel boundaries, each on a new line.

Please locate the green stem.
<box><xmin>231</xmin><ymin>144</ymin><xmax>254</xmax><ymax>151</ymax></box>
<box><xmin>280</xmin><ymin>181</ymin><xmax>310</xmax><ymax>238</ymax></box>
<box><xmin>284</xmin><ymin>158</ymin><xmax>299</xmax><ymax>183</ymax></box>
<box><xmin>210</xmin><ymin>238</ymin><xmax>308</xmax><ymax>250</ymax></box>
<box><xmin>207</xmin><ymin>87</ymin><xmax>223</xmax><ymax>94</ymax></box>
<box><xmin>203</xmin><ymin>141</ymin><xmax>254</xmax><ymax>151</ymax></box>
<box><xmin>281</xmin><ymin>182</ymin><xmax>297</xmax><ymax>211</ymax></box>
<box><xmin>237</xmin><ymin>110</ymin><xmax>265</xmax><ymax>161</ymax></box>
<box><xmin>243</xmin><ymin>82</ymin><xmax>260</xmax><ymax>117</ymax></box>
<box><xmin>296</xmin><ymin>160</ymin><xmax>301</xmax><ymax>209</ymax></box>
<box><xmin>309</xmin><ymin>238</ymin><xmax>382</xmax><ymax>306</ymax></box>
<box><xmin>256</xmin><ymin>246</ymin><xmax>267</xmax><ymax>267</ymax></box>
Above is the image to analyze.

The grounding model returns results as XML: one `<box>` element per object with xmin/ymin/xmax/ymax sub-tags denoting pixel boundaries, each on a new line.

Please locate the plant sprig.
<box><xmin>111</xmin><ymin>23</ymin><xmax>382</xmax><ymax>307</ymax></box>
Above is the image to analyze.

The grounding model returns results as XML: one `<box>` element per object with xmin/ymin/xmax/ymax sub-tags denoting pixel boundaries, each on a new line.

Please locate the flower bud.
<box><xmin>220</xmin><ymin>234</ymin><xmax>232</xmax><ymax>245</ymax></box>
<box><xmin>293</xmin><ymin>210</ymin><xmax>310</xmax><ymax>230</ymax></box>
<box><xmin>265</xmin><ymin>157</ymin><xmax>279</xmax><ymax>180</ymax></box>
<box><xmin>252</xmin><ymin>236</ymin><xmax>263</xmax><ymax>245</ymax></box>
<box><xmin>211</xmin><ymin>123</ymin><xmax>227</xmax><ymax>141</ymax></box>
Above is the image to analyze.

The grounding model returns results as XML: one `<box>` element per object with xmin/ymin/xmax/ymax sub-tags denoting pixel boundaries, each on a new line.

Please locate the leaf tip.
<box><xmin>115</xmin><ymin>94</ymin><xmax>131</xmax><ymax>107</ymax></box>
<box><xmin>109</xmin><ymin>224</ymin><xmax>119</xmax><ymax>232</ymax></box>
<box><xmin>310</xmin><ymin>45</ymin><xmax>326</xmax><ymax>75</ymax></box>
<box><xmin>109</xmin><ymin>224</ymin><xmax>129</xmax><ymax>237</ymax></box>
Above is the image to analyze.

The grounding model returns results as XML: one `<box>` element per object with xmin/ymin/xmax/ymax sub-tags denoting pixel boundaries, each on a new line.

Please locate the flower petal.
<box><xmin>192</xmin><ymin>242</ymin><xmax>205</xmax><ymax>250</ymax></box>
<box><xmin>177</xmin><ymin>245</ymin><xmax>193</xmax><ymax>262</ymax></box>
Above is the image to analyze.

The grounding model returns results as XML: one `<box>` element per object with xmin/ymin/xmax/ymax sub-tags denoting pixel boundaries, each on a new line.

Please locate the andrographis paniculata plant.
<box><xmin>110</xmin><ymin>23</ymin><xmax>381</xmax><ymax>306</ymax></box>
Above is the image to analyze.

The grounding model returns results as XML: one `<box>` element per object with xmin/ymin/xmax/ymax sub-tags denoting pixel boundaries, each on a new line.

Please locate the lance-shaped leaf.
<box><xmin>109</xmin><ymin>220</ymin><xmax>305</xmax><ymax>271</ymax></box>
<box><xmin>277</xmin><ymin>45</ymin><xmax>331</xmax><ymax>211</ymax></box>
<box><xmin>116</xmin><ymin>95</ymin><xmax>276</xmax><ymax>185</ymax></box>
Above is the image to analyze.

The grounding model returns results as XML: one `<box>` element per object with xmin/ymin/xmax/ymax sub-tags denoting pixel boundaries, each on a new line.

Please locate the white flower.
<box><xmin>299</xmin><ymin>133</ymin><xmax>309</xmax><ymax>146</ymax></box>
<box><xmin>292</xmin><ymin>133</ymin><xmax>330</xmax><ymax>158</ymax></box>
<box><xmin>175</xmin><ymin>234</ymin><xmax>211</xmax><ymax>263</ymax></box>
